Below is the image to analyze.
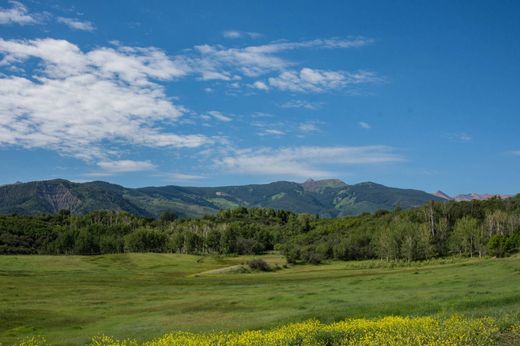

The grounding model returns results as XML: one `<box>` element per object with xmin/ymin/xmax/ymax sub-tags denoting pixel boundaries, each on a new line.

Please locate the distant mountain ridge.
<box><xmin>0</xmin><ymin>178</ymin><xmax>446</xmax><ymax>218</ymax></box>
<box><xmin>433</xmin><ymin>190</ymin><xmax>512</xmax><ymax>201</ymax></box>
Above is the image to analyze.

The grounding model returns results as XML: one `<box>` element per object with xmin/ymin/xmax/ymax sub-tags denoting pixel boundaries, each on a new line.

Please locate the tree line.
<box><xmin>1</xmin><ymin>196</ymin><xmax>519</xmax><ymax>263</ymax></box>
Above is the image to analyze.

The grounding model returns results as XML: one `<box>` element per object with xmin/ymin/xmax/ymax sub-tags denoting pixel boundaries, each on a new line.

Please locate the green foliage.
<box><xmin>125</xmin><ymin>228</ymin><xmax>168</xmax><ymax>252</ymax></box>
<box><xmin>377</xmin><ymin>220</ymin><xmax>434</xmax><ymax>261</ymax></box>
<box><xmin>74</xmin><ymin>229</ymin><xmax>100</xmax><ymax>255</ymax></box>
<box><xmin>282</xmin><ymin>196</ymin><xmax>520</xmax><ymax>263</ymax></box>
<box><xmin>0</xmin><ymin>196</ymin><xmax>519</xmax><ymax>263</ymax></box>
<box><xmin>159</xmin><ymin>211</ymin><xmax>177</xmax><ymax>222</ymax></box>
<box><xmin>487</xmin><ymin>227</ymin><xmax>520</xmax><ymax>257</ymax></box>
<box><xmin>451</xmin><ymin>216</ymin><xmax>481</xmax><ymax>257</ymax></box>
<box><xmin>247</xmin><ymin>258</ymin><xmax>271</xmax><ymax>271</ymax></box>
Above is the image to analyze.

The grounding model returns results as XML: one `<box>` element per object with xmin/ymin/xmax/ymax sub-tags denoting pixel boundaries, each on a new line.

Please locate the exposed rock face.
<box><xmin>433</xmin><ymin>191</ymin><xmax>452</xmax><ymax>200</ymax></box>
<box><xmin>36</xmin><ymin>182</ymin><xmax>81</xmax><ymax>213</ymax></box>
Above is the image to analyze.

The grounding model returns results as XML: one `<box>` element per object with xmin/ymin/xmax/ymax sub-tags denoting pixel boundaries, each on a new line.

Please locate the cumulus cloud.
<box><xmin>0</xmin><ymin>1</ymin><xmax>38</xmax><ymax>25</ymax></box>
<box><xmin>223</xmin><ymin>30</ymin><xmax>262</xmax><ymax>39</ymax></box>
<box><xmin>216</xmin><ymin>145</ymin><xmax>404</xmax><ymax>178</ymax></box>
<box><xmin>0</xmin><ymin>2</ymin><xmax>94</xmax><ymax>30</ymax></box>
<box><xmin>0</xmin><ymin>34</ymin><xmax>382</xmax><ymax>176</ymax></box>
<box><xmin>267</xmin><ymin>68</ymin><xmax>379</xmax><ymax>93</ymax></box>
<box><xmin>359</xmin><ymin>121</ymin><xmax>371</xmax><ymax>129</ymax></box>
<box><xmin>57</xmin><ymin>16</ymin><xmax>95</xmax><ymax>31</ymax></box>
<box><xmin>252</xmin><ymin>80</ymin><xmax>269</xmax><ymax>90</ymax></box>
<box><xmin>0</xmin><ymin>38</ymin><xmax>209</xmax><ymax>163</ymax></box>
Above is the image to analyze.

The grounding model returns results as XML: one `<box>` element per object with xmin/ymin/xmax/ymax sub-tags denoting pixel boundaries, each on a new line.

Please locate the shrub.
<box><xmin>247</xmin><ymin>258</ymin><xmax>271</xmax><ymax>271</ymax></box>
<box><xmin>124</xmin><ymin>228</ymin><xmax>168</xmax><ymax>253</ymax></box>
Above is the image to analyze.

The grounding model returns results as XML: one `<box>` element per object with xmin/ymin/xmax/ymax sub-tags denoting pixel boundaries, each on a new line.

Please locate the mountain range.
<box><xmin>433</xmin><ymin>191</ymin><xmax>513</xmax><ymax>202</ymax></box>
<box><xmin>0</xmin><ymin>178</ymin><xmax>448</xmax><ymax>218</ymax></box>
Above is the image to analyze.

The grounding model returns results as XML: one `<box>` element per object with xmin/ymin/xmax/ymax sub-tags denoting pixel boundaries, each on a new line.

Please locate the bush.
<box><xmin>301</xmin><ymin>246</ymin><xmax>323</xmax><ymax>264</ymax></box>
<box><xmin>487</xmin><ymin>235</ymin><xmax>514</xmax><ymax>257</ymax></box>
<box><xmin>125</xmin><ymin>228</ymin><xmax>168</xmax><ymax>252</ymax></box>
<box><xmin>160</xmin><ymin>211</ymin><xmax>177</xmax><ymax>223</ymax></box>
<box><xmin>236</xmin><ymin>237</ymin><xmax>262</xmax><ymax>255</ymax></box>
<box><xmin>247</xmin><ymin>258</ymin><xmax>271</xmax><ymax>271</ymax></box>
<box><xmin>307</xmin><ymin>253</ymin><xmax>323</xmax><ymax>265</ymax></box>
<box><xmin>74</xmin><ymin>230</ymin><xmax>100</xmax><ymax>255</ymax></box>
<box><xmin>100</xmin><ymin>235</ymin><xmax>124</xmax><ymax>254</ymax></box>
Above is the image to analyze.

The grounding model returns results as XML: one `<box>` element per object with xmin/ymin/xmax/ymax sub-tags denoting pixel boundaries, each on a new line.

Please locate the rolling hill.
<box><xmin>0</xmin><ymin>178</ymin><xmax>444</xmax><ymax>218</ymax></box>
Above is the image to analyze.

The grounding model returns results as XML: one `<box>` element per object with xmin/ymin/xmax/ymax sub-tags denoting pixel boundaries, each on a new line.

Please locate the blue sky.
<box><xmin>0</xmin><ymin>0</ymin><xmax>519</xmax><ymax>195</ymax></box>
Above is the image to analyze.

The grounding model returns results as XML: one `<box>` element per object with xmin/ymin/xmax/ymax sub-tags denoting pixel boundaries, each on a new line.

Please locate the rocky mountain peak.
<box><xmin>433</xmin><ymin>191</ymin><xmax>452</xmax><ymax>200</ymax></box>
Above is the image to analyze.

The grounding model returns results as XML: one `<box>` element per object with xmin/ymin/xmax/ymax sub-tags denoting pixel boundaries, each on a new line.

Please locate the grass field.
<box><xmin>1</xmin><ymin>254</ymin><xmax>519</xmax><ymax>345</ymax></box>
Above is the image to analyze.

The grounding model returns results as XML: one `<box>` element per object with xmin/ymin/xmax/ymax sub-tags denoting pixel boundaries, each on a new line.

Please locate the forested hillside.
<box><xmin>0</xmin><ymin>179</ymin><xmax>443</xmax><ymax>218</ymax></box>
<box><xmin>1</xmin><ymin>195</ymin><xmax>519</xmax><ymax>262</ymax></box>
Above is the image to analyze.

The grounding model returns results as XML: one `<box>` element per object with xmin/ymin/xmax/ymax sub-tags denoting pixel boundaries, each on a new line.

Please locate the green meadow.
<box><xmin>1</xmin><ymin>254</ymin><xmax>519</xmax><ymax>345</ymax></box>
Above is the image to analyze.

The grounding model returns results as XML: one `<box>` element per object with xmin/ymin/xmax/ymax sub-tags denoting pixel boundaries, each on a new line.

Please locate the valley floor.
<box><xmin>0</xmin><ymin>254</ymin><xmax>519</xmax><ymax>345</ymax></box>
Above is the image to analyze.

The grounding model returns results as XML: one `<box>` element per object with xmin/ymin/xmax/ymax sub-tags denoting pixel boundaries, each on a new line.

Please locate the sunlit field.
<box><xmin>1</xmin><ymin>254</ymin><xmax>519</xmax><ymax>345</ymax></box>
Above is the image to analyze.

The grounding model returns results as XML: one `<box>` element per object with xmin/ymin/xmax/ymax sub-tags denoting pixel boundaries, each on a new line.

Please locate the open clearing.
<box><xmin>1</xmin><ymin>254</ymin><xmax>519</xmax><ymax>345</ymax></box>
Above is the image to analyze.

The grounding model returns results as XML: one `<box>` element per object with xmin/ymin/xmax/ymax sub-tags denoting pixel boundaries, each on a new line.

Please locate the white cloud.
<box><xmin>298</xmin><ymin>121</ymin><xmax>320</xmax><ymax>133</ymax></box>
<box><xmin>216</xmin><ymin>145</ymin><xmax>404</xmax><ymax>178</ymax></box>
<box><xmin>0</xmin><ymin>35</ymin><xmax>380</xmax><ymax>175</ymax></box>
<box><xmin>252</xmin><ymin>80</ymin><xmax>269</xmax><ymax>90</ymax></box>
<box><xmin>251</xmin><ymin>112</ymin><xmax>274</xmax><ymax>118</ymax></box>
<box><xmin>279</xmin><ymin>100</ymin><xmax>321</xmax><ymax>110</ymax></box>
<box><xmin>97</xmin><ymin>160</ymin><xmax>156</xmax><ymax>173</ymax></box>
<box><xmin>223</xmin><ymin>31</ymin><xmax>242</xmax><ymax>39</ymax></box>
<box><xmin>0</xmin><ymin>1</ymin><xmax>38</xmax><ymax>25</ymax></box>
<box><xmin>511</xmin><ymin>150</ymin><xmax>520</xmax><ymax>156</ymax></box>
<box><xmin>207</xmin><ymin>111</ymin><xmax>232</xmax><ymax>122</ymax></box>
<box><xmin>57</xmin><ymin>16</ymin><xmax>95</xmax><ymax>31</ymax></box>
<box><xmin>446</xmin><ymin>132</ymin><xmax>472</xmax><ymax>142</ymax></box>
<box><xmin>166</xmin><ymin>173</ymin><xmax>205</xmax><ymax>181</ymax></box>
<box><xmin>223</xmin><ymin>30</ymin><xmax>262</xmax><ymax>39</ymax></box>
<box><xmin>253</xmin><ymin>119</ymin><xmax>321</xmax><ymax>137</ymax></box>
<box><xmin>268</xmin><ymin>68</ymin><xmax>379</xmax><ymax>93</ymax></box>
<box><xmin>251</xmin><ymin>119</ymin><xmax>285</xmax><ymax>136</ymax></box>
<box><xmin>150</xmin><ymin>172</ymin><xmax>206</xmax><ymax>183</ymax></box>
<box><xmin>458</xmin><ymin>133</ymin><xmax>472</xmax><ymax>142</ymax></box>
<box><xmin>0</xmin><ymin>31</ymin><xmax>377</xmax><ymax>96</ymax></box>
<box><xmin>359</xmin><ymin>121</ymin><xmax>371</xmax><ymax>129</ymax></box>
<box><xmin>189</xmin><ymin>37</ymin><xmax>372</xmax><ymax>80</ymax></box>
<box><xmin>0</xmin><ymin>3</ymin><xmax>94</xmax><ymax>31</ymax></box>
<box><xmin>259</xmin><ymin>129</ymin><xmax>285</xmax><ymax>136</ymax></box>
<box><xmin>0</xmin><ymin>38</ymin><xmax>209</xmax><ymax>162</ymax></box>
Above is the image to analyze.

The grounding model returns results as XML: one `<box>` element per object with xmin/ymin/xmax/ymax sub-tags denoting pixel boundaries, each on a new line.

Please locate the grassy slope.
<box><xmin>0</xmin><ymin>254</ymin><xmax>519</xmax><ymax>345</ymax></box>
